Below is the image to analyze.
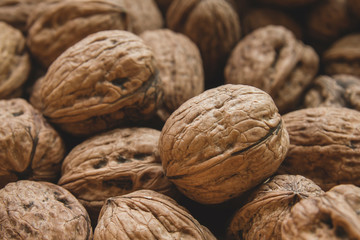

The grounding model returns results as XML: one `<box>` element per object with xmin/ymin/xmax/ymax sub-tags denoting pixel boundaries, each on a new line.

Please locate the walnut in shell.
<box><xmin>94</xmin><ymin>190</ymin><xmax>216</xmax><ymax>240</ymax></box>
<box><xmin>282</xmin><ymin>184</ymin><xmax>360</xmax><ymax>239</ymax></box>
<box><xmin>0</xmin><ymin>180</ymin><xmax>92</xmax><ymax>239</ymax></box>
<box><xmin>227</xmin><ymin>174</ymin><xmax>324</xmax><ymax>240</ymax></box>
<box><xmin>278</xmin><ymin>107</ymin><xmax>360</xmax><ymax>191</ymax></box>
<box><xmin>0</xmin><ymin>98</ymin><xmax>65</xmax><ymax>188</ymax></box>
<box><xmin>225</xmin><ymin>25</ymin><xmax>319</xmax><ymax>114</ymax></box>
<box><xmin>159</xmin><ymin>84</ymin><xmax>289</xmax><ymax>204</ymax></box>
<box><xmin>0</xmin><ymin>21</ymin><xmax>30</xmax><ymax>99</ymax></box>
<box><xmin>140</xmin><ymin>29</ymin><xmax>204</xmax><ymax>121</ymax></box>
<box><xmin>30</xmin><ymin>30</ymin><xmax>162</xmax><ymax>136</ymax></box>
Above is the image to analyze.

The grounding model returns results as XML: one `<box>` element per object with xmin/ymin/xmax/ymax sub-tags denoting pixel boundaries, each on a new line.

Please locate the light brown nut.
<box><xmin>0</xmin><ymin>21</ymin><xmax>30</xmax><ymax>99</ymax></box>
<box><xmin>94</xmin><ymin>190</ymin><xmax>216</xmax><ymax>240</ymax></box>
<box><xmin>159</xmin><ymin>84</ymin><xmax>289</xmax><ymax>204</ymax></box>
<box><xmin>0</xmin><ymin>180</ymin><xmax>92</xmax><ymax>240</ymax></box>
<box><xmin>254</xmin><ymin>0</ymin><xmax>320</xmax><ymax>7</ymax></box>
<box><xmin>323</xmin><ymin>33</ymin><xmax>360</xmax><ymax>78</ymax></box>
<box><xmin>30</xmin><ymin>30</ymin><xmax>162</xmax><ymax>136</ymax></box>
<box><xmin>225</xmin><ymin>25</ymin><xmax>319</xmax><ymax>114</ymax></box>
<box><xmin>282</xmin><ymin>184</ymin><xmax>360</xmax><ymax>240</ymax></box>
<box><xmin>227</xmin><ymin>174</ymin><xmax>324</xmax><ymax>240</ymax></box>
<box><xmin>140</xmin><ymin>29</ymin><xmax>204</xmax><ymax>121</ymax></box>
<box><xmin>278</xmin><ymin>107</ymin><xmax>360</xmax><ymax>191</ymax></box>
<box><xmin>0</xmin><ymin>98</ymin><xmax>65</xmax><ymax>188</ymax></box>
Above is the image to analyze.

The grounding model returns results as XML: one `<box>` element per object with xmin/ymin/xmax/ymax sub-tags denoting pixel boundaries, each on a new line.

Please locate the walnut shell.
<box><xmin>0</xmin><ymin>98</ymin><xmax>65</xmax><ymax>188</ymax></box>
<box><xmin>282</xmin><ymin>184</ymin><xmax>360</xmax><ymax>239</ymax></box>
<box><xmin>94</xmin><ymin>190</ymin><xmax>216</xmax><ymax>240</ymax></box>
<box><xmin>140</xmin><ymin>29</ymin><xmax>204</xmax><ymax>121</ymax></box>
<box><xmin>227</xmin><ymin>174</ymin><xmax>324</xmax><ymax>240</ymax></box>
<box><xmin>225</xmin><ymin>25</ymin><xmax>319</xmax><ymax>114</ymax></box>
<box><xmin>159</xmin><ymin>84</ymin><xmax>289</xmax><ymax>204</ymax></box>
<box><xmin>278</xmin><ymin>107</ymin><xmax>360</xmax><ymax>190</ymax></box>
<box><xmin>30</xmin><ymin>30</ymin><xmax>162</xmax><ymax>136</ymax></box>
<box><xmin>0</xmin><ymin>21</ymin><xmax>30</xmax><ymax>99</ymax></box>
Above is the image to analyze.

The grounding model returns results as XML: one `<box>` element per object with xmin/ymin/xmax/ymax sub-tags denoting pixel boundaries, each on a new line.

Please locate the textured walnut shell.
<box><xmin>0</xmin><ymin>180</ymin><xmax>92</xmax><ymax>239</ymax></box>
<box><xmin>227</xmin><ymin>174</ymin><xmax>324</xmax><ymax>240</ymax></box>
<box><xmin>159</xmin><ymin>84</ymin><xmax>289</xmax><ymax>204</ymax></box>
<box><xmin>27</xmin><ymin>0</ymin><xmax>131</xmax><ymax>67</ymax></box>
<box><xmin>94</xmin><ymin>190</ymin><xmax>216</xmax><ymax>240</ymax></box>
<box><xmin>225</xmin><ymin>25</ymin><xmax>319</xmax><ymax>114</ymax></box>
<box><xmin>254</xmin><ymin>0</ymin><xmax>320</xmax><ymax>7</ymax></box>
<box><xmin>278</xmin><ymin>107</ymin><xmax>360</xmax><ymax>190</ymax></box>
<box><xmin>58</xmin><ymin>127</ymin><xmax>176</xmax><ymax>223</ymax></box>
<box><xmin>323</xmin><ymin>33</ymin><xmax>360</xmax><ymax>78</ymax></box>
<box><xmin>30</xmin><ymin>30</ymin><xmax>162</xmax><ymax>136</ymax></box>
<box><xmin>282</xmin><ymin>184</ymin><xmax>360</xmax><ymax>239</ymax></box>
<box><xmin>304</xmin><ymin>74</ymin><xmax>360</xmax><ymax>110</ymax></box>
<box><xmin>0</xmin><ymin>98</ymin><xmax>65</xmax><ymax>188</ymax></box>
<box><xmin>0</xmin><ymin>21</ymin><xmax>30</xmax><ymax>99</ymax></box>
<box><xmin>140</xmin><ymin>29</ymin><xmax>204</xmax><ymax>121</ymax></box>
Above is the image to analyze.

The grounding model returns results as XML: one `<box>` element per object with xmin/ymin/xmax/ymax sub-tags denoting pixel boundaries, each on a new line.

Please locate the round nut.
<box><xmin>159</xmin><ymin>84</ymin><xmax>289</xmax><ymax>204</ymax></box>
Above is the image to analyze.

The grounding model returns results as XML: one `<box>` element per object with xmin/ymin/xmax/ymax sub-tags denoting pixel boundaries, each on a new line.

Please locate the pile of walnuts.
<box><xmin>1</xmin><ymin>0</ymin><xmax>360</xmax><ymax>239</ymax></box>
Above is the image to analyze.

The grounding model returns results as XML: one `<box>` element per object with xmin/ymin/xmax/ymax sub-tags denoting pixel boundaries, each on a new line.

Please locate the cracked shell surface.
<box><xmin>159</xmin><ymin>84</ymin><xmax>289</xmax><ymax>204</ymax></box>
<box><xmin>227</xmin><ymin>174</ymin><xmax>324</xmax><ymax>240</ymax></box>
<box><xmin>282</xmin><ymin>184</ymin><xmax>360</xmax><ymax>239</ymax></box>
<box><xmin>30</xmin><ymin>30</ymin><xmax>162</xmax><ymax>136</ymax></box>
<box><xmin>0</xmin><ymin>180</ymin><xmax>93</xmax><ymax>240</ymax></box>
<box><xmin>0</xmin><ymin>98</ymin><xmax>65</xmax><ymax>188</ymax></box>
<box><xmin>94</xmin><ymin>189</ymin><xmax>216</xmax><ymax>240</ymax></box>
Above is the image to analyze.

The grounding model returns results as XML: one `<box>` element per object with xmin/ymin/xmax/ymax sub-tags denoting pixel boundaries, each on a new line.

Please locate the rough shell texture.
<box><xmin>255</xmin><ymin>0</ymin><xmax>320</xmax><ymax>7</ymax></box>
<box><xmin>225</xmin><ymin>25</ymin><xmax>319</xmax><ymax>114</ymax></box>
<box><xmin>0</xmin><ymin>180</ymin><xmax>93</xmax><ymax>240</ymax></box>
<box><xmin>227</xmin><ymin>174</ymin><xmax>324</xmax><ymax>240</ymax></box>
<box><xmin>278</xmin><ymin>107</ymin><xmax>360</xmax><ymax>190</ymax></box>
<box><xmin>140</xmin><ymin>29</ymin><xmax>204</xmax><ymax>121</ymax></box>
<box><xmin>30</xmin><ymin>30</ymin><xmax>162</xmax><ymax>136</ymax></box>
<box><xmin>282</xmin><ymin>184</ymin><xmax>360</xmax><ymax>239</ymax></box>
<box><xmin>323</xmin><ymin>33</ymin><xmax>360</xmax><ymax>78</ymax></box>
<box><xmin>0</xmin><ymin>21</ymin><xmax>30</xmax><ymax>99</ymax></box>
<box><xmin>94</xmin><ymin>190</ymin><xmax>216</xmax><ymax>240</ymax></box>
<box><xmin>304</xmin><ymin>74</ymin><xmax>360</xmax><ymax>111</ymax></box>
<box><xmin>166</xmin><ymin>0</ymin><xmax>241</xmax><ymax>87</ymax></box>
<box><xmin>27</xmin><ymin>0</ymin><xmax>131</xmax><ymax>67</ymax></box>
<box><xmin>58</xmin><ymin>127</ymin><xmax>176</xmax><ymax>223</ymax></box>
<box><xmin>0</xmin><ymin>98</ymin><xmax>65</xmax><ymax>188</ymax></box>
<box><xmin>159</xmin><ymin>84</ymin><xmax>289</xmax><ymax>204</ymax></box>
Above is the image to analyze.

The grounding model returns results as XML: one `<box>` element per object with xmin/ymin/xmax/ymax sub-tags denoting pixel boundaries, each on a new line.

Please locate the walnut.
<box><xmin>58</xmin><ymin>127</ymin><xmax>176</xmax><ymax>224</ymax></box>
<box><xmin>166</xmin><ymin>0</ymin><xmax>241</xmax><ymax>87</ymax></box>
<box><xmin>94</xmin><ymin>190</ymin><xmax>216</xmax><ymax>240</ymax></box>
<box><xmin>0</xmin><ymin>98</ymin><xmax>65</xmax><ymax>188</ymax></box>
<box><xmin>30</xmin><ymin>30</ymin><xmax>162</xmax><ymax>136</ymax></box>
<box><xmin>282</xmin><ymin>184</ymin><xmax>360</xmax><ymax>239</ymax></box>
<box><xmin>0</xmin><ymin>180</ymin><xmax>92</xmax><ymax>239</ymax></box>
<box><xmin>254</xmin><ymin>0</ymin><xmax>320</xmax><ymax>7</ymax></box>
<box><xmin>140</xmin><ymin>29</ymin><xmax>204</xmax><ymax>121</ymax></box>
<box><xmin>323</xmin><ymin>33</ymin><xmax>360</xmax><ymax>78</ymax></box>
<box><xmin>278</xmin><ymin>107</ymin><xmax>360</xmax><ymax>191</ymax></box>
<box><xmin>0</xmin><ymin>21</ymin><xmax>30</xmax><ymax>99</ymax></box>
<box><xmin>225</xmin><ymin>25</ymin><xmax>319</xmax><ymax>114</ymax></box>
<box><xmin>159</xmin><ymin>84</ymin><xmax>289</xmax><ymax>204</ymax></box>
<box><xmin>227</xmin><ymin>174</ymin><xmax>324</xmax><ymax>240</ymax></box>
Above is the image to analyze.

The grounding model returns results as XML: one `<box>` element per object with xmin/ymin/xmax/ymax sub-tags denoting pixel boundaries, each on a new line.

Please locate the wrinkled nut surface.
<box><xmin>30</xmin><ymin>30</ymin><xmax>162</xmax><ymax>136</ymax></box>
<box><xmin>0</xmin><ymin>98</ymin><xmax>65</xmax><ymax>188</ymax></box>
<box><xmin>282</xmin><ymin>184</ymin><xmax>360</xmax><ymax>239</ymax></box>
<box><xmin>323</xmin><ymin>33</ymin><xmax>360</xmax><ymax>78</ymax></box>
<box><xmin>94</xmin><ymin>189</ymin><xmax>216</xmax><ymax>240</ymax></box>
<box><xmin>159</xmin><ymin>84</ymin><xmax>289</xmax><ymax>204</ymax></box>
<box><xmin>225</xmin><ymin>25</ymin><xmax>319</xmax><ymax>114</ymax></box>
<box><xmin>0</xmin><ymin>180</ymin><xmax>93</xmax><ymax>240</ymax></box>
<box><xmin>227</xmin><ymin>174</ymin><xmax>324</xmax><ymax>240</ymax></box>
<box><xmin>0</xmin><ymin>21</ymin><xmax>30</xmax><ymax>99</ymax></box>
<box><xmin>58</xmin><ymin>127</ymin><xmax>176</xmax><ymax>223</ymax></box>
<box><xmin>140</xmin><ymin>29</ymin><xmax>204</xmax><ymax>121</ymax></box>
<box><xmin>279</xmin><ymin>107</ymin><xmax>360</xmax><ymax>190</ymax></box>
